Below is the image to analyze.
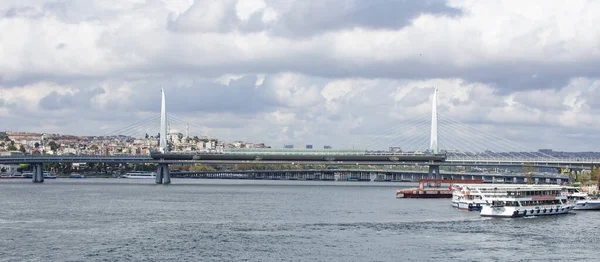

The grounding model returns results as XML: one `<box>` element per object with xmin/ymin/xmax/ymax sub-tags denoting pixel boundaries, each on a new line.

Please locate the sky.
<box><xmin>1</xmin><ymin>0</ymin><xmax>600</xmax><ymax>151</ymax></box>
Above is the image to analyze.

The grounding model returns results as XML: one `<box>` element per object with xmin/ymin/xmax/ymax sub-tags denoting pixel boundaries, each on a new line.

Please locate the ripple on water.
<box><xmin>1</xmin><ymin>179</ymin><xmax>599</xmax><ymax>261</ymax></box>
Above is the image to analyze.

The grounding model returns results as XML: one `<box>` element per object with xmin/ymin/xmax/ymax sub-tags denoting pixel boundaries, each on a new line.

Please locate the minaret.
<box><xmin>429</xmin><ymin>88</ymin><xmax>439</xmax><ymax>154</ymax></box>
<box><xmin>159</xmin><ymin>88</ymin><xmax>168</xmax><ymax>153</ymax></box>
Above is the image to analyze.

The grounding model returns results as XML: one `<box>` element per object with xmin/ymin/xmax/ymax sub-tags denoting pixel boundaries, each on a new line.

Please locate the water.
<box><xmin>1</xmin><ymin>179</ymin><xmax>599</xmax><ymax>261</ymax></box>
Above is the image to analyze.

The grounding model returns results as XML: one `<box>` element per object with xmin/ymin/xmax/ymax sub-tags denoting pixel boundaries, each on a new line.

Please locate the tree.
<box><xmin>48</xmin><ymin>141</ymin><xmax>58</xmax><ymax>151</ymax></box>
<box><xmin>19</xmin><ymin>145</ymin><xmax>26</xmax><ymax>153</ymax></box>
<box><xmin>591</xmin><ymin>165</ymin><xmax>600</xmax><ymax>184</ymax></box>
<box><xmin>34</xmin><ymin>142</ymin><xmax>40</xmax><ymax>148</ymax></box>
<box><xmin>0</xmin><ymin>142</ymin><xmax>4</xmax><ymax>147</ymax></box>
<box><xmin>523</xmin><ymin>163</ymin><xmax>536</xmax><ymax>174</ymax></box>
<box><xmin>189</xmin><ymin>164</ymin><xmax>216</xmax><ymax>171</ymax></box>
<box><xmin>6</xmin><ymin>145</ymin><xmax>17</xmax><ymax>151</ymax></box>
<box><xmin>523</xmin><ymin>163</ymin><xmax>536</xmax><ymax>184</ymax></box>
<box><xmin>145</xmin><ymin>133</ymin><xmax>149</xmax><ymax>139</ymax></box>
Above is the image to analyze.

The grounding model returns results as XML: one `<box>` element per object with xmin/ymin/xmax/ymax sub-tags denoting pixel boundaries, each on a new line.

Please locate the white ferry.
<box><xmin>477</xmin><ymin>185</ymin><xmax>573</xmax><ymax>217</ymax></box>
<box><xmin>122</xmin><ymin>171</ymin><xmax>156</xmax><ymax>179</ymax></box>
<box><xmin>451</xmin><ymin>184</ymin><xmax>486</xmax><ymax>211</ymax></box>
<box><xmin>565</xmin><ymin>187</ymin><xmax>600</xmax><ymax>210</ymax></box>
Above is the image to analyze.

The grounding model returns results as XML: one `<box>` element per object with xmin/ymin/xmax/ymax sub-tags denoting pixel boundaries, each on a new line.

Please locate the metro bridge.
<box><xmin>1</xmin><ymin>88</ymin><xmax>592</xmax><ymax>184</ymax></box>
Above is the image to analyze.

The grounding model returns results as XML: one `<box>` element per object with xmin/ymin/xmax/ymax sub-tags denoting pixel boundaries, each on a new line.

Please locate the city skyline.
<box><xmin>1</xmin><ymin>1</ymin><xmax>600</xmax><ymax>151</ymax></box>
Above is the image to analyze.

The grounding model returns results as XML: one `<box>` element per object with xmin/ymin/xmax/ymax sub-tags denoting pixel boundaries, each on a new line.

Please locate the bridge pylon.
<box><xmin>429</xmin><ymin>88</ymin><xmax>439</xmax><ymax>154</ymax></box>
<box><xmin>428</xmin><ymin>165</ymin><xmax>440</xmax><ymax>179</ymax></box>
<box><xmin>32</xmin><ymin>163</ymin><xmax>44</xmax><ymax>183</ymax></box>
<box><xmin>159</xmin><ymin>88</ymin><xmax>168</xmax><ymax>154</ymax></box>
<box><xmin>156</xmin><ymin>163</ymin><xmax>171</xmax><ymax>184</ymax></box>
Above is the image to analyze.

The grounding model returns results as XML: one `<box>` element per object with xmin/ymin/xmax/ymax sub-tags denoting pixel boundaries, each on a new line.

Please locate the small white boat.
<box><xmin>478</xmin><ymin>184</ymin><xmax>573</xmax><ymax>217</ymax></box>
<box><xmin>43</xmin><ymin>172</ymin><xmax>57</xmax><ymax>179</ymax></box>
<box><xmin>122</xmin><ymin>171</ymin><xmax>156</xmax><ymax>179</ymax></box>
<box><xmin>452</xmin><ymin>184</ymin><xmax>486</xmax><ymax>211</ymax></box>
<box><xmin>565</xmin><ymin>187</ymin><xmax>600</xmax><ymax>210</ymax></box>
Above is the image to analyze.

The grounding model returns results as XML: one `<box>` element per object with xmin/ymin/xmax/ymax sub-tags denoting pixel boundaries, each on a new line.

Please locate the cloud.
<box><xmin>2</xmin><ymin>1</ymin><xmax>600</xmax><ymax>151</ymax></box>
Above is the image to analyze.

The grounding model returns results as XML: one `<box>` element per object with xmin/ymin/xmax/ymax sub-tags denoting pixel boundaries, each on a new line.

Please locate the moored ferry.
<box><xmin>396</xmin><ymin>179</ymin><xmax>484</xmax><ymax>199</ymax></box>
<box><xmin>451</xmin><ymin>184</ymin><xmax>486</xmax><ymax>211</ymax></box>
<box><xmin>122</xmin><ymin>171</ymin><xmax>156</xmax><ymax>179</ymax></box>
<box><xmin>478</xmin><ymin>185</ymin><xmax>573</xmax><ymax>217</ymax></box>
<box><xmin>565</xmin><ymin>187</ymin><xmax>600</xmax><ymax>210</ymax></box>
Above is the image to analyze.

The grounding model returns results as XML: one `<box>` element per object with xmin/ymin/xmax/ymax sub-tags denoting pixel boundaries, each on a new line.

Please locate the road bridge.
<box><xmin>170</xmin><ymin>169</ymin><xmax>567</xmax><ymax>184</ymax></box>
<box><xmin>1</xmin><ymin>89</ymin><xmax>590</xmax><ymax>184</ymax></box>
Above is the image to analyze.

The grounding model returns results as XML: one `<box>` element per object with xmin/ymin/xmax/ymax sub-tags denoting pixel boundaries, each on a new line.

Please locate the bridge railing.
<box><xmin>446</xmin><ymin>156</ymin><xmax>600</xmax><ymax>163</ymax></box>
<box><xmin>0</xmin><ymin>155</ymin><xmax>152</xmax><ymax>160</ymax></box>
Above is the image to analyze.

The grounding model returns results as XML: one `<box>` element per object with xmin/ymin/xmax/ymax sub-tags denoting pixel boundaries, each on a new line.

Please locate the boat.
<box><xmin>478</xmin><ymin>184</ymin><xmax>573</xmax><ymax>217</ymax></box>
<box><xmin>43</xmin><ymin>172</ymin><xmax>57</xmax><ymax>179</ymax></box>
<box><xmin>10</xmin><ymin>173</ymin><xmax>27</xmax><ymax>179</ymax></box>
<box><xmin>451</xmin><ymin>184</ymin><xmax>486</xmax><ymax>211</ymax></box>
<box><xmin>565</xmin><ymin>187</ymin><xmax>600</xmax><ymax>210</ymax></box>
<box><xmin>122</xmin><ymin>171</ymin><xmax>156</xmax><ymax>179</ymax></box>
<box><xmin>396</xmin><ymin>179</ymin><xmax>484</xmax><ymax>199</ymax></box>
<box><xmin>69</xmin><ymin>173</ymin><xmax>85</xmax><ymax>179</ymax></box>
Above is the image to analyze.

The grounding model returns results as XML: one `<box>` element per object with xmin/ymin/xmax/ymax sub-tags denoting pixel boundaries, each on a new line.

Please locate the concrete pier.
<box><xmin>428</xmin><ymin>165</ymin><xmax>440</xmax><ymax>179</ymax></box>
<box><xmin>32</xmin><ymin>163</ymin><xmax>44</xmax><ymax>183</ymax></box>
<box><xmin>156</xmin><ymin>163</ymin><xmax>170</xmax><ymax>184</ymax></box>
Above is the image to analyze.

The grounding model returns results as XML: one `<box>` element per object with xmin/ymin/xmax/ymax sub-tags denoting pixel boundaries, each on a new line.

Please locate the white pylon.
<box><xmin>430</xmin><ymin>88</ymin><xmax>439</xmax><ymax>154</ymax></box>
<box><xmin>159</xmin><ymin>88</ymin><xmax>168</xmax><ymax>153</ymax></box>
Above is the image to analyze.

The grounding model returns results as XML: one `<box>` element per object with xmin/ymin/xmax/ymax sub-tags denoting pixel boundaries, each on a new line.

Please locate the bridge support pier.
<box><xmin>156</xmin><ymin>163</ymin><xmax>170</xmax><ymax>184</ymax></box>
<box><xmin>428</xmin><ymin>165</ymin><xmax>440</xmax><ymax>179</ymax></box>
<box><xmin>32</xmin><ymin>163</ymin><xmax>44</xmax><ymax>183</ymax></box>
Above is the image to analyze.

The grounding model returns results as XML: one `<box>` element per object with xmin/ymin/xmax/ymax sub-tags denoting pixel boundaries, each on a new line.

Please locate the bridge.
<box><xmin>169</xmin><ymin>169</ymin><xmax>567</xmax><ymax>184</ymax></box>
<box><xmin>1</xmin><ymin>88</ymin><xmax>594</xmax><ymax>184</ymax></box>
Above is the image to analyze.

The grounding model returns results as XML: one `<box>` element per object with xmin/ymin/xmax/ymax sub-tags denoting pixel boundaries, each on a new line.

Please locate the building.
<box><xmin>284</xmin><ymin>144</ymin><xmax>294</xmax><ymax>149</ymax></box>
<box><xmin>0</xmin><ymin>151</ymin><xmax>24</xmax><ymax>156</ymax></box>
<box><xmin>306</xmin><ymin>144</ymin><xmax>313</xmax><ymax>149</ymax></box>
<box><xmin>0</xmin><ymin>164</ymin><xmax>20</xmax><ymax>175</ymax></box>
<box><xmin>324</xmin><ymin>145</ymin><xmax>332</xmax><ymax>149</ymax></box>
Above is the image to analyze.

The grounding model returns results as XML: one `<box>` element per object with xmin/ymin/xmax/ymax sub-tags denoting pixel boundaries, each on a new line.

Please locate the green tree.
<box><xmin>19</xmin><ymin>145</ymin><xmax>26</xmax><ymax>153</ymax></box>
<box><xmin>591</xmin><ymin>165</ymin><xmax>600</xmax><ymax>184</ymax></box>
<box><xmin>523</xmin><ymin>163</ymin><xmax>536</xmax><ymax>174</ymax></box>
<box><xmin>189</xmin><ymin>164</ymin><xmax>216</xmax><ymax>171</ymax></box>
<box><xmin>6</xmin><ymin>145</ymin><xmax>17</xmax><ymax>151</ymax></box>
<box><xmin>34</xmin><ymin>142</ymin><xmax>40</xmax><ymax>148</ymax></box>
<box><xmin>48</xmin><ymin>141</ymin><xmax>58</xmax><ymax>151</ymax></box>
